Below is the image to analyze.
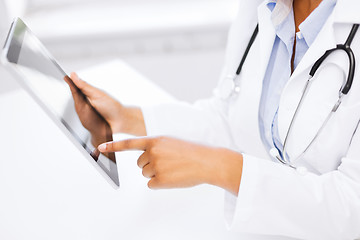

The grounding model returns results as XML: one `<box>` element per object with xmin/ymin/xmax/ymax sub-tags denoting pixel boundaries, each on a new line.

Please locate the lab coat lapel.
<box><xmin>277</xmin><ymin>0</ymin><xmax>359</xmax><ymax>160</ymax></box>
<box><xmin>289</xmin><ymin>18</ymin><xmax>337</xmax><ymax>82</ymax></box>
<box><xmin>257</xmin><ymin>4</ymin><xmax>276</xmax><ymax>84</ymax></box>
<box><xmin>237</xmin><ymin>3</ymin><xmax>274</xmax><ymax>157</ymax></box>
<box><xmin>277</xmin><ymin>17</ymin><xmax>337</xmax><ymax>159</ymax></box>
<box><xmin>332</xmin><ymin>0</ymin><xmax>360</xmax><ymax>25</ymax></box>
<box><xmin>227</xmin><ymin>3</ymin><xmax>275</xmax><ymax>159</ymax></box>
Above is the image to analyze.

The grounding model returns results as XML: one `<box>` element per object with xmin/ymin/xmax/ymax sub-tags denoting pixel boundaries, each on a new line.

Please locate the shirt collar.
<box><xmin>266</xmin><ymin>0</ymin><xmax>295</xmax><ymax>54</ymax></box>
<box><xmin>266</xmin><ymin>0</ymin><xmax>293</xmax><ymax>26</ymax></box>
<box><xmin>299</xmin><ymin>0</ymin><xmax>337</xmax><ymax>47</ymax></box>
<box><xmin>266</xmin><ymin>0</ymin><xmax>337</xmax><ymax>48</ymax></box>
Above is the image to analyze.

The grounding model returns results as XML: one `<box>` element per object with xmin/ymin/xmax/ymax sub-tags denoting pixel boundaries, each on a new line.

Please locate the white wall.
<box><xmin>5</xmin><ymin>0</ymin><xmax>237</xmax><ymax>102</ymax></box>
<box><xmin>0</xmin><ymin>0</ymin><xmax>19</xmax><ymax>95</ymax></box>
<box><xmin>0</xmin><ymin>3</ymin><xmax>243</xmax><ymax>239</ymax></box>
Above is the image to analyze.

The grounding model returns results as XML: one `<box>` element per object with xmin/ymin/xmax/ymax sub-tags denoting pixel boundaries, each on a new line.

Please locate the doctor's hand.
<box><xmin>65</xmin><ymin>73</ymin><xmax>146</xmax><ymax>147</ymax></box>
<box><xmin>98</xmin><ymin>136</ymin><xmax>243</xmax><ymax>195</ymax></box>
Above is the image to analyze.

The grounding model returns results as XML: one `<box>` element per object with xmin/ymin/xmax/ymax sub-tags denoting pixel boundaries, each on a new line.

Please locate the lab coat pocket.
<box><xmin>298</xmin><ymin>102</ymin><xmax>360</xmax><ymax>174</ymax></box>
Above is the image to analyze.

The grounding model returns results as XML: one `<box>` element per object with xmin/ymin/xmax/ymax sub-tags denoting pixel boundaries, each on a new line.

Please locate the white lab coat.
<box><xmin>141</xmin><ymin>0</ymin><xmax>360</xmax><ymax>239</ymax></box>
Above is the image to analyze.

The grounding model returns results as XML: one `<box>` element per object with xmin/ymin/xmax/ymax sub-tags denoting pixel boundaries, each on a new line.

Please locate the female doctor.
<box><xmin>68</xmin><ymin>0</ymin><xmax>360</xmax><ymax>239</ymax></box>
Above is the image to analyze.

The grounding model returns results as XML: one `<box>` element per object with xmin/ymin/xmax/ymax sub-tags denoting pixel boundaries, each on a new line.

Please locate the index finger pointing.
<box><xmin>98</xmin><ymin>137</ymin><xmax>151</xmax><ymax>153</ymax></box>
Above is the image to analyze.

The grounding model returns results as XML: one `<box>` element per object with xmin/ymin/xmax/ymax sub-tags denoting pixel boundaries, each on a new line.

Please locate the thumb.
<box><xmin>70</xmin><ymin>72</ymin><xmax>100</xmax><ymax>98</ymax></box>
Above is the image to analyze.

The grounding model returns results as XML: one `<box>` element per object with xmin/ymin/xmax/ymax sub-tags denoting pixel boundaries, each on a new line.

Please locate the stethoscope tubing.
<box><xmin>232</xmin><ymin>23</ymin><xmax>359</xmax><ymax>168</ymax></box>
<box><xmin>309</xmin><ymin>25</ymin><xmax>358</xmax><ymax>95</ymax></box>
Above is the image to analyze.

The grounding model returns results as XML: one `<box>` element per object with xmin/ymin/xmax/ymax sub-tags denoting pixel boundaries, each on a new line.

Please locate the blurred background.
<box><xmin>0</xmin><ymin>0</ymin><xmax>238</xmax><ymax>102</ymax></box>
<box><xmin>0</xmin><ymin>3</ymin><xmax>242</xmax><ymax>239</ymax></box>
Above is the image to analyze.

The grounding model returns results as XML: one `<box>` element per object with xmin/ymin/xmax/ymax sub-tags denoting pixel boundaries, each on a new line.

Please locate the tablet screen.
<box><xmin>3</xmin><ymin>18</ymin><xmax>119</xmax><ymax>186</ymax></box>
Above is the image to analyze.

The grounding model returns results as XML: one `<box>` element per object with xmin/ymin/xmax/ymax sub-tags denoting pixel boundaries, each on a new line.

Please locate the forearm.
<box><xmin>205</xmin><ymin>148</ymin><xmax>243</xmax><ymax>196</ymax></box>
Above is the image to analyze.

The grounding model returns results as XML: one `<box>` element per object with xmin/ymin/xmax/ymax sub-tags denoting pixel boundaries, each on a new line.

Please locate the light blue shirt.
<box><xmin>259</xmin><ymin>0</ymin><xmax>337</xmax><ymax>159</ymax></box>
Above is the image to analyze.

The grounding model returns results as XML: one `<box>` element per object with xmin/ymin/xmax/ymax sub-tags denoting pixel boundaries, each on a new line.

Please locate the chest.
<box><xmin>220</xmin><ymin>23</ymin><xmax>360</xmax><ymax>174</ymax></box>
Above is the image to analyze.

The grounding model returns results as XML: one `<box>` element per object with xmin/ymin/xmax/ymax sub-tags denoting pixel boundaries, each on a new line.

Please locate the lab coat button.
<box><xmin>296</xmin><ymin>31</ymin><xmax>304</xmax><ymax>39</ymax></box>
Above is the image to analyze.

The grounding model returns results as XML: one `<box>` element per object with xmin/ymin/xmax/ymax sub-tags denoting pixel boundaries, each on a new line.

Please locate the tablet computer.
<box><xmin>1</xmin><ymin>17</ymin><xmax>120</xmax><ymax>188</ymax></box>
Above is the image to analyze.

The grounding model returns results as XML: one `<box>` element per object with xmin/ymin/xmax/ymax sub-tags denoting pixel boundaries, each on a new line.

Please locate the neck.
<box><xmin>293</xmin><ymin>0</ymin><xmax>323</xmax><ymax>32</ymax></box>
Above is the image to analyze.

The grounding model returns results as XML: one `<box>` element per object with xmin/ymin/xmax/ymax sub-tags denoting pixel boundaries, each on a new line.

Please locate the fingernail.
<box><xmin>98</xmin><ymin>143</ymin><xmax>107</xmax><ymax>152</ymax></box>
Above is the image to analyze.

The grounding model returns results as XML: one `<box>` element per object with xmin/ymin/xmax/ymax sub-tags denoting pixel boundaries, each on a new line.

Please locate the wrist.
<box><xmin>206</xmin><ymin>148</ymin><xmax>243</xmax><ymax>195</ymax></box>
<box><xmin>113</xmin><ymin>106</ymin><xmax>147</xmax><ymax>136</ymax></box>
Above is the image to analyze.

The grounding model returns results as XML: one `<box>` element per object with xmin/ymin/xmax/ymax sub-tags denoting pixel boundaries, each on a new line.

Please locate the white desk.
<box><xmin>0</xmin><ymin>60</ymin><xmax>288</xmax><ymax>240</ymax></box>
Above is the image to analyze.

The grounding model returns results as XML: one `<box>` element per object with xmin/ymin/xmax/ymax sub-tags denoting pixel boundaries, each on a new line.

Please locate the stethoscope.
<box><xmin>225</xmin><ymin>23</ymin><xmax>359</xmax><ymax>171</ymax></box>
